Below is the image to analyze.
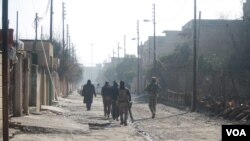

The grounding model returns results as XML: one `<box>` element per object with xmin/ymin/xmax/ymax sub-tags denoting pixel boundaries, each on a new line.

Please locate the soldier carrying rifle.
<box><xmin>145</xmin><ymin>77</ymin><xmax>161</xmax><ymax>119</ymax></box>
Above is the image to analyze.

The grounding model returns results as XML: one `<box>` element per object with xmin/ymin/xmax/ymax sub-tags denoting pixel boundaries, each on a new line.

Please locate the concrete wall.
<box><xmin>13</xmin><ymin>53</ymin><xmax>23</xmax><ymax>116</ymax></box>
<box><xmin>0</xmin><ymin>52</ymin><xmax>2</xmax><ymax>130</ymax></box>
<box><xmin>30</xmin><ymin>65</ymin><xmax>41</xmax><ymax>113</ymax></box>
<box><xmin>22</xmin><ymin>40</ymin><xmax>54</xmax><ymax>68</ymax></box>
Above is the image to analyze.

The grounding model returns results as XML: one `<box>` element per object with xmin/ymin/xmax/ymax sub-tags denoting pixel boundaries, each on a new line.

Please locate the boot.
<box><xmin>124</xmin><ymin>121</ymin><xmax>127</xmax><ymax>126</ymax></box>
<box><xmin>152</xmin><ymin>113</ymin><xmax>155</xmax><ymax>119</ymax></box>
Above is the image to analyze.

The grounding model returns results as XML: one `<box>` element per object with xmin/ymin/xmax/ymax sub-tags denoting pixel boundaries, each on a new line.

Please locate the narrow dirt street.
<box><xmin>9</xmin><ymin>91</ymin><xmax>232</xmax><ymax>141</ymax></box>
<box><xmin>131</xmin><ymin>96</ymin><xmax>233</xmax><ymax>141</ymax></box>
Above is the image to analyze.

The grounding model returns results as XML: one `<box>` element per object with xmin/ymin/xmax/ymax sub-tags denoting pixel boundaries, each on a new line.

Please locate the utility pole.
<box><xmin>67</xmin><ymin>24</ymin><xmax>69</xmax><ymax>50</ymax></box>
<box><xmin>153</xmin><ymin>3</ymin><xmax>156</xmax><ymax>75</ymax></box>
<box><xmin>112</xmin><ymin>47</ymin><xmax>117</xmax><ymax>81</ymax></box>
<box><xmin>32</xmin><ymin>13</ymin><xmax>39</xmax><ymax>64</ymax></box>
<box><xmin>113</xmin><ymin>48</ymin><xmax>115</xmax><ymax>74</ymax></box>
<box><xmin>72</xmin><ymin>45</ymin><xmax>76</xmax><ymax>63</ymax></box>
<box><xmin>191</xmin><ymin>0</ymin><xmax>197</xmax><ymax>112</ymax></box>
<box><xmin>35</xmin><ymin>13</ymin><xmax>38</xmax><ymax>45</ymax></box>
<box><xmin>117</xmin><ymin>42</ymin><xmax>120</xmax><ymax>63</ymax></box>
<box><xmin>71</xmin><ymin>43</ymin><xmax>73</xmax><ymax>60</ymax></box>
<box><xmin>16</xmin><ymin>11</ymin><xmax>18</xmax><ymax>45</ymax></box>
<box><xmin>124</xmin><ymin>35</ymin><xmax>126</xmax><ymax>57</ymax></box>
<box><xmin>66</xmin><ymin>24</ymin><xmax>69</xmax><ymax>95</ymax></box>
<box><xmin>66</xmin><ymin>24</ymin><xmax>69</xmax><ymax>64</ymax></box>
<box><xmin>117</xmin><ymin>43</ymin><xmax>119</xmax><ymax>60</ymax></box>
<box><xmin>50</xmin><ymin>0</ymin><xmax>53</xmax><ymax>41</ymax></box>
<box><xmin>62</xmin><ymin>2</ymin><xmax>66</xmax><ymax>95</ymax></box>
<box><xmin>137</xmin><ymin>20</ymin><xmax>140</xmax><ymax>95</ymax></box>
<box><xmin>140</xmin><ymin>41</ymin><xmax>143</xmax><ymax>92</ymax></box>
<box><xmin>62</xmin><ymin>2</ymin><xmax>66</xmax><ymax>71</ymax></box>
<box><xmin>69</xmin><ymin>36</ymin><xmax>71</xmax><ymax>57</ymax></box>
<box><xmin>2</xmin><ymin>0</ymin><xmax>9</xmax><ymax>140</ymax></box>
<box><xmin>198</xmin><ymin>11</ymin><xmax>201</xmax><ymax>54</ymax></box>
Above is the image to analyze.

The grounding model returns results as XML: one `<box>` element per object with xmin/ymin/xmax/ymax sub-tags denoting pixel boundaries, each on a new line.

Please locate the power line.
<box><xmin>41</xmin><ymin>0</ymin><xmax>51</xmax><ymax>19</ymax></box>
<box><xmin>191</xmin><ymin>0</ymin><xmax>197</xmax><ymax>112</ymax></box>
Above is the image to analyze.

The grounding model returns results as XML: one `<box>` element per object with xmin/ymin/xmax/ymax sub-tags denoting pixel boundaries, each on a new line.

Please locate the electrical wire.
<box><xmin>40</xmin><ymin>38</ymin><xmax>55</xmax><ymax>95</ymax></box>
<box><xmin>41</xmin><ymin>0</ymin><xmax>51</xmax><ymax>19</ymax></box>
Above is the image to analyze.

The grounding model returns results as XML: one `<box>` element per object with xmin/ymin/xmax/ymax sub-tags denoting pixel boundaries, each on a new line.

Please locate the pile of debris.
<box><xmin>198</xmin><ymin>97</ymin><xmax>250</xmax><ymax>122</ymax></box>
<box><xmin>220</xmin><ymin>101</ymin><xmax>250</xmax><ymax>122</ymax></box>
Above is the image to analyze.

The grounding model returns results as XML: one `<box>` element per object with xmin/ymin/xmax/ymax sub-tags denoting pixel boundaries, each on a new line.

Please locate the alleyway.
<box><xmin>9</xmin><ymin>91</ymin><xmax>232</xmax><ymax>141</ymax></box>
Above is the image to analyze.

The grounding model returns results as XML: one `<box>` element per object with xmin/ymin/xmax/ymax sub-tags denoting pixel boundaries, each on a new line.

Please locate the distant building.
<box><xmin>140</xmin><ymin>31</ymin><xmax>182</xmax><ymax>69</ymax></box>
<box><xmin>243</xmin><ymin>0</ymin><xmax>250</xmax><ymax>20</ymax></box>
<box><xmin>83</xmin><ymin>64</ymin><xmax>102</xmax><ymax>84</ymax></box>
<box><xmin>181</xmin><ymin>19</ymin><xmax>245</xmax><ymax>58</ymax></box>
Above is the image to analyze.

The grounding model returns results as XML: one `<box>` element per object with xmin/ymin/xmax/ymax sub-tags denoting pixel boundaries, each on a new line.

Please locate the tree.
<box><xmin>115</xmin><ymin>56</ymin><xmax>137</xmax><ymax>84</ymax></box>
<box><xmin>102</xmin><ymin>55</ymin><xmax>137</xmax><ymax>85</ymax></box>
<box><xmin>51</xmin><ymin>37</ymin><xmax>83</xmax><ymax>83</ymax></box>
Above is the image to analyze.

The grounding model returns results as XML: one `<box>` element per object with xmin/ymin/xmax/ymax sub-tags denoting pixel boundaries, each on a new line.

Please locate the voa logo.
<box><xmin>226</xmin><ymin>129</ymin><xmax>246</xmax><ymax>136</ymax></box>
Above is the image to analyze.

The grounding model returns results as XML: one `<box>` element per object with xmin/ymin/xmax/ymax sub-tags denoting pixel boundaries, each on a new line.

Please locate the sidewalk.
<box><xmin>9</xmin><ymin>92</ymin><xmax>146</xmax><ymax>141</ymax></box>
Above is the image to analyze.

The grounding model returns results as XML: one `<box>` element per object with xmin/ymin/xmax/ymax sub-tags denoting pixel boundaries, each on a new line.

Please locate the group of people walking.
<box><xmin>101</xmin><ymin>81</ymin><xmax>131</xmax><ymax>125</ymax></box>
<box><xmin>81</xmin><ymin>77</ymin><xmax>161</xmax><ymax>126</ymax></box>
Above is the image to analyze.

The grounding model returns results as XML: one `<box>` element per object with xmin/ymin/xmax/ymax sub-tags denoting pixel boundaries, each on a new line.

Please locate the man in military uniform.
<box><xmin>145</xmin><ymin>77</ymin><xmax>161</xmax><ymax>119</ymax></box>
<box><xmin>117</xmin><ymin>81</ymin><xmax>131</xmax><ymax>126</ymax></box>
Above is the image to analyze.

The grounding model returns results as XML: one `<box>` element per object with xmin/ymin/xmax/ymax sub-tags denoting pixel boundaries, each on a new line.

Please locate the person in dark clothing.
<box><xmin>82</xmin><ymin>80</ymin><xmax>96</xmax><ymax>111</ymax></box>
<box><xmin>111</xmin><ymin>81</ymin><xmax>119</xmax><ymax>120</ymax></box>
<box><xmin>101</xmin><ymin>82</ymin><xmax>112</xmax><ymax>118</ymax></box>
<box><xmin>117</xmin><ymin>81</ymin><xmax>131</xmax><ymax>126</ymax></box>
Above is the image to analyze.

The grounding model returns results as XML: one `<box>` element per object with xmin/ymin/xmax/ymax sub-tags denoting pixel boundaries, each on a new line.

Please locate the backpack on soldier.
<box><xmin>118</xmin><ymin>89</ymin><xmax>129</xmax><ymax>102</ymax></box>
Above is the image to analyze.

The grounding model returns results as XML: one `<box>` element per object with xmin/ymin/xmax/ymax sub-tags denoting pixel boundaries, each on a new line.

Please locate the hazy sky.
<box><xmin>1</xmin><ymin>0</ymin><xmax>244</xmax><ymax>66</ymax></box>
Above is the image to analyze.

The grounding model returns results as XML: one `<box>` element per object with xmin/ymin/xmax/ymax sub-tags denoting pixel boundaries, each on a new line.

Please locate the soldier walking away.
<box><xmin>117</xmin><ymin>81</ymin><xmax>131</xmax><ymax>126</ymax></box>
<box><xmin>145</xmin><ymin>77</ymin><xmax>161</xmax><ymax>119</ymax></box>
<box><xmin>111</xmin><ymin>81</ymin><xmax>119</xmax><ymax>120</ymax></box>
<box><xmin>82</xmin><ymin>80</ymin><xmax>96</xmax><ymax>111</ymax></box>
<box><xmin>101</xmin><ymin>82</ymin><xmax>112</xmax><ymax>118</ymax></box>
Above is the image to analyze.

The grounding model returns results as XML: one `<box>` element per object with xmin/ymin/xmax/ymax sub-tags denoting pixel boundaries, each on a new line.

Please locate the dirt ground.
<box><xmin>8</xmin><ymin>91</ymin><xmax>234</xmax><ymax>141</ymax></box>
